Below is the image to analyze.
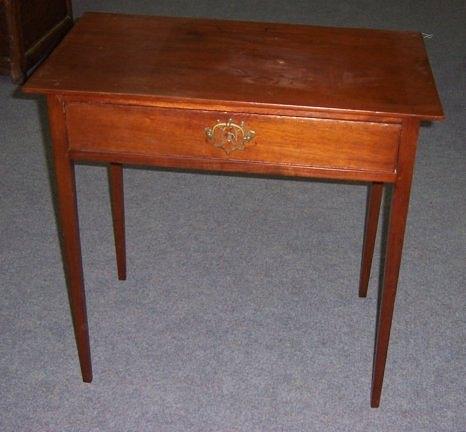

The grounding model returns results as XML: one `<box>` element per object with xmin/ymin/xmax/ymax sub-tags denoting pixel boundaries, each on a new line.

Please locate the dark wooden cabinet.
<box><xmin>0</xmin><ymin>0</ymin><xmax>72</xmax><ymax>83</ymax></box>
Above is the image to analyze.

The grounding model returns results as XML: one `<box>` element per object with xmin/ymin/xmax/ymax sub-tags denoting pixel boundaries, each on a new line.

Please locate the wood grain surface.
<box><xmin>65</xmin><ymin>101</ymin><xmax>400</xmax><ymax>180</ymax></box>
<box><xmin>23</xmin><ymin>12</ymin><xmax>444</xmax><ymax>120</ymax></box>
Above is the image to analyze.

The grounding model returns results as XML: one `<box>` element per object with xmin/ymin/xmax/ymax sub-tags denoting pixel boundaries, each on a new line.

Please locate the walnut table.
<box><xmin>23</xmin><ymin>12</ymin><xmax>444</xmax><ymax>407</ymax></box>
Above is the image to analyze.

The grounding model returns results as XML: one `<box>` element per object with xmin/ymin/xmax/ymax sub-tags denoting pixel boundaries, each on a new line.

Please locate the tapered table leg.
<box><xmin>108</xmin><ymin>163</ymin><xmax>126</xmax><ymax>280</ymax></box>
<box><xmin>48</xmin><ymin>95</ymin><xmax>92</xmax><ymax>382</ymax></box>
<box><xmin>359</xmin><ymin>182</ymin><xmax>384</xmax><ymax>297</ymax></box>
<box><xmin>371</xmin><ymin>119</ymin><xmax>420</xmax><ymax>407</ymax></box>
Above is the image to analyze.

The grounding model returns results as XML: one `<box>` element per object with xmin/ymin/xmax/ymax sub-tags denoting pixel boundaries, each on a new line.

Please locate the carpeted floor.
<box><xmin>1</xmin><ymin>1</ymin><xmax>465</xmax><ymax>431</ymax></box>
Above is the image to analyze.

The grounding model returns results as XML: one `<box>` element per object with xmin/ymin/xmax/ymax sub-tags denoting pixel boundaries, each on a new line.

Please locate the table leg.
<box><xmin>48</xmin><ymin>95</ymin><xmax>92</xmax><ymax>382</ymax></box>
<box><xmin>108</xmin><ymin>163</ymin><xmax>126</xmax><ymax>280</ymax></box>
<box><xmin>359</xmin><ymin>182</ymin><xmax>383</xmax><ymax>297</ymax></box>
<box><xmin>371</xmin><ymin>119</ymin><xmax>419</xmax><ymax>407</ymax></box>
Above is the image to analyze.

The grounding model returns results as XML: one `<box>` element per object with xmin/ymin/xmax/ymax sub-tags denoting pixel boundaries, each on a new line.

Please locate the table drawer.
<box><xmin>65</xmin><ymin>102</ymin><xmax>400</xmax><ymax>175</ymax></box>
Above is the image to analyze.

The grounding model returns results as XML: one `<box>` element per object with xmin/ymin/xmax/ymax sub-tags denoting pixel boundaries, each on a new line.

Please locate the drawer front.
<box><xmin>65</xmin><ymin>103</ymin><xmax>400</xmax><ymax>175</ymax></box>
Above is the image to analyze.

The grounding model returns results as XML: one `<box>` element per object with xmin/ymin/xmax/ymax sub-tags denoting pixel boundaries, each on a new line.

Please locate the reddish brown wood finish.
<box><xmin>359</xmin><ymin>182</ymin><xmax>384</xmax><ymax>297</ymax></box>
<box><xmin>53</xmin><ymin>92</ymin><xmax>407</xmax><ymax>122</ymax></box>
<box><xmin>24</xmin><ymin>12</ymin><xmax>444</xmax><ymax>120</ymax></box>
<box><xmin>65</xmin><ymin>102</ymin><xmax>400</xmax><ymax>182</ymax></box>
<box><xmin>0</xmin><ymin>0</ymin><xmax>72</xmax><ymax>83</ymax></box>
<box><xmin>23</xmin><ymin>13</ymin><xmax>444</xmax><ymax>407</ymax></box>
<box><xmin>371</xmin><ymin>119</ymin><xmax>420</xmax><ymax>407</ymax></box>
<box><xmin>108</xmin><ymin>163</ymin><xmax>126</xmax><ymax>281</ymax></box>
<box><xmin>47</xmin><ymin>94</ymin><xmax>92</xmax><ymax>382</ymax></box>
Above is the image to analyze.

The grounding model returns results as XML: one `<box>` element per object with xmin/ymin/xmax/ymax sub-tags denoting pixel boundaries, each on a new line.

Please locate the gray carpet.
<box><xmin>1</xmin><ymin>1</ymin><xmax>465</xmax><ymax>431</ymax></box>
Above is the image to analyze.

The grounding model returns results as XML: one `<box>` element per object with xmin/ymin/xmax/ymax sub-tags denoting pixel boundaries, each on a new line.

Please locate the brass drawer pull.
<box><xmin>205</xmin><ymin>118</ymin><xmax>255</xmax><ymax>154</ymax></box>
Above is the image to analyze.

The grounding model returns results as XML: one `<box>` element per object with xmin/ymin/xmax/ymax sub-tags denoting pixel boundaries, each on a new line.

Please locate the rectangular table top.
<box><xmin>23</xmin><ymin>12</ymin><xmax>443</xmax><ymax>120</ymax></box>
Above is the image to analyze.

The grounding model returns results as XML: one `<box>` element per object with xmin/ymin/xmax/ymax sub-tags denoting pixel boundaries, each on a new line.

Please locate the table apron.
<box><xmin>64</xmin><ymin>101</ymin><xmax>401</xmax><ymax>183</ymax></box>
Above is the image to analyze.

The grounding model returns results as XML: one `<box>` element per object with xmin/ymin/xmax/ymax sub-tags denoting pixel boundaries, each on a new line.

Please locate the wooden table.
<box><xmin>23</xmin><ymin>12</ymin><xmax>444</xmax><ymax>407</ymax></box>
